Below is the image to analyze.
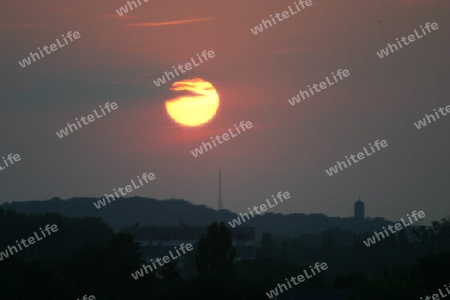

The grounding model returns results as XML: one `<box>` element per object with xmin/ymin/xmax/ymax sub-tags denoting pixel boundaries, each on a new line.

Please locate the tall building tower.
<box><xmin>354</xmin><ymin>199</ymin><xmax>365</xmax><ymax>219</ymax></box>
<box><xmin>218</xmin><ymin>169</ymin><xmax>223</xmax><ymax>210</ymax></box>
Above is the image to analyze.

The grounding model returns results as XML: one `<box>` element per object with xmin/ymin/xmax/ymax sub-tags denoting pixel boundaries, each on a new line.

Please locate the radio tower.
<box><xmin>218</xmin><ymin>169</ymin><xmax>223</xmax><ymax>210</ymax></box>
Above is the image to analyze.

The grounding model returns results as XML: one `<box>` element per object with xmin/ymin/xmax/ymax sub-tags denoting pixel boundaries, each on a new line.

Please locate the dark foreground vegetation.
<box><xmin>0</xmin><ymin>208</ymin><xmax>449</xmax><ymax>299</ymax></box>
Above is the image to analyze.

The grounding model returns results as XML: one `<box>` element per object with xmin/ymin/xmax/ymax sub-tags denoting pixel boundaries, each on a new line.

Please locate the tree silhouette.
<box><xmin>257</xmin><ymin>232</ymin><xmax>276</xmax><ymax>259</ymax></box>
<box><xmin>320</xmin><ymin>232</ymin><xmax>335</xmax><ymax>258</ymax></box>
<box><xmin>159</xmin><ymin>259</ymin><xmax>181</xmax><ymax>282</ymax></box>
<box><xmin>196</xmin><ymin>222</ymin><xmax>235</xmax><ymax>273</ymax></box>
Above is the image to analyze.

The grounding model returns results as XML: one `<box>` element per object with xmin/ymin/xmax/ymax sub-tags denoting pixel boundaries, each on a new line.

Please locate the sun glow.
<box><xmin>165</xmin><ymin>78</ymin><xmax>220</xmax><ymax>127</ymax></box>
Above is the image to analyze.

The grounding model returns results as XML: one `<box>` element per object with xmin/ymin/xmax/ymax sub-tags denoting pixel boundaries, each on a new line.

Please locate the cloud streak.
<box><xmin>101</xmin><ymin>13</ymin><xmax>136</xmax><ymax>20</ymax></box>
<box><xmin>121</xmin><ymin>17</ymin><xmax>215</xmax><ymax>27</ymax></box>
<box><xmin>1</xmin><ymin>23</ymin><xmax>49</xmax><ymax>29</ymax></box>
<box><xmin>261</xmin><ymin>47</ymin><xmax>324</xmax><ymax>55</ymax></box>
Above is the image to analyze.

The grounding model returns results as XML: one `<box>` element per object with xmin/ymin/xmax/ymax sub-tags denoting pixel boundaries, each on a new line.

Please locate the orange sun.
<box><xmin>165</xmin><ymin>78</ymin><xmax>220</xmax><ymax>127</ymax></box>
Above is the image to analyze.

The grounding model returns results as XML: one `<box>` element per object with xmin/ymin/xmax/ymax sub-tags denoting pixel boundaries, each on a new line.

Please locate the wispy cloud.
<box><xmin>1</xmin><ymin>23</ymin><xmax>49</xmax><ymax>29</ymax></box>
<box><xmin>124</xmin><ymin>46</ymin><xmax>320</xmax><ymax>56</ymax></box>
<box><xmin>262</xmin><ymin>47</ymin><xmax>324</xmax><ymax>55</ymax></box>
<box><xmin>398</xmin><ymin>0</ymin><xmax>437</xmax><ymax>6</ymax></box>
<box><xmin>126</xmin><ymin>46</ymin><xmax>214</xmax><ymax>52</ymax></box>
<box><xmin>121</xmin><ymin>17</ymin><xmax>215</xmax><ymax>27</ymax></box>
<box><xmin>101</xmin><ymin>13</ymin><xmax>136</xmax><ymax>20</ymax></box>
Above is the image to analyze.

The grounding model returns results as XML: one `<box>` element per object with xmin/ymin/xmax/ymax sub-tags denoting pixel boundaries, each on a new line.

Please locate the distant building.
<box><xmin>122</xmin><ymin>225</ymin><xmax>256</xmax><ymax>261</ymax></box>
<box><xmin>354</xmin><ymin>199</ymin><xmax>365</xmax><ymax>219</ymax></box>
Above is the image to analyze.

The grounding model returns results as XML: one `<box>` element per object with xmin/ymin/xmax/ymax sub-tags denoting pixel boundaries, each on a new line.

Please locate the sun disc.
<box><xmin>165</xmin><ymin>78</ymin><xmax>220</xmax><ymax>127</ymax></box>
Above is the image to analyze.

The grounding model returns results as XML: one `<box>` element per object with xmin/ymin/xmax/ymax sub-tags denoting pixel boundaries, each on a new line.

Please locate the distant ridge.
<box><xmin>1</xmin><ymin>197</ymin><xmax>393</xmax><ymax>236</ymax></box>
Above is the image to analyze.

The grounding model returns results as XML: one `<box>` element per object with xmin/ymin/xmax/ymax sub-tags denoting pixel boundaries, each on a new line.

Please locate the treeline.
<box><xmin>0</xmin><ymin>208</ymin><xmax>449</xmax><ymax>299</ymax></box>
<box><xmin>0</xmin><ymin>209</ymin><xmax>154</xmax><ymax>299</ymax></box>
<box><xmin>0</xmin><ymin>209</ymin><xmax>112</xmax><ymax>261</ymax></box>
<box><xmin>256</xmin><ymin>218</ymin><xmax>450</xmax><ymax>285</ymax></box>
<box><xmin>255</xmin><ymin>217</ymin><xmax>450</xmax><ymax>298</ymax></box>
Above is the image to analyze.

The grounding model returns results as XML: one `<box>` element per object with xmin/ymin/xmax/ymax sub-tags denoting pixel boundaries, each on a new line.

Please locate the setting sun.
<box><xmin>165</xmin><ymin>78</ymin><xmax>220</xmax><ymax>127</ymax></box>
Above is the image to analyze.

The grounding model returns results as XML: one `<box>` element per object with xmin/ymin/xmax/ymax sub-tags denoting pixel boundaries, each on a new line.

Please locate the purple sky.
<box><xmin>0</xmin><ymin>0</ymin><xmax>449</xmax><ymax>223</ymax></box>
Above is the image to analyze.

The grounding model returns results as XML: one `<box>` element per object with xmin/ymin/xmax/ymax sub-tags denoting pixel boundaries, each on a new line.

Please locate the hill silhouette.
<box><xmin>2</xmin><ymin>197</ymin><xmax>392</xmax><ymax>236</ymax></box>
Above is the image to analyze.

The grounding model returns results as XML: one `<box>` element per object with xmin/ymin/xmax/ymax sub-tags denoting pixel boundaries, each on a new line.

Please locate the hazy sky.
<box><xmin>1</xmin><ymin>0</ymin><xmax>449</xmax><ymax>223</ymax></box>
